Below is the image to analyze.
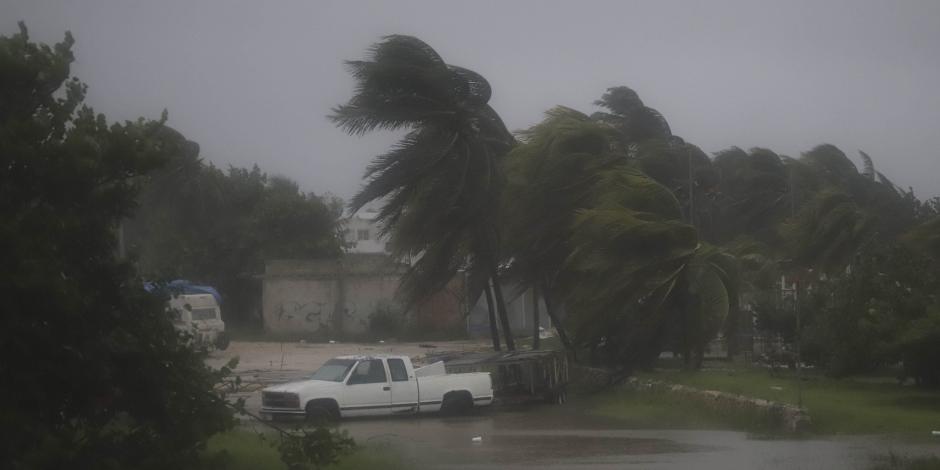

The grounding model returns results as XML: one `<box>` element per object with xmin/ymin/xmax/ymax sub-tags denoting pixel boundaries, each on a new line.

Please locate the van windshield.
<box><xmin>310</xmin><ymin>359</ymin><xmax>356</xmax><ymax>382</ymax></box>
<box><xmin>191</xmin><ymin>307</ymin><xmax>217</xmax><ymax>321</ymax></box>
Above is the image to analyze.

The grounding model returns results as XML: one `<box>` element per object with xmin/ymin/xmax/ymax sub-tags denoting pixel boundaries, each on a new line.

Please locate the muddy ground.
<box><xmin>208</xmin><ymin>341</ymin><xmax>940</xmax><ymax>469</ymax></box>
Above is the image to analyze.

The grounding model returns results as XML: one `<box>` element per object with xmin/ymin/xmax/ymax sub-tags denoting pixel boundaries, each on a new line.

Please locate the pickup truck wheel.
<box><xmin>305</xmin><ymin>401</ymin><xmax>339</xmax><ymax>424</ymax></box>
<box><xmin>441</xmin><ymin>392</ymin><xmax>473</xmax><ymax>415</ymax></box>
<box><xmin>214</xmin><ymin>332</ymin><xmax>230</xmax><ymax>351</ymax></box>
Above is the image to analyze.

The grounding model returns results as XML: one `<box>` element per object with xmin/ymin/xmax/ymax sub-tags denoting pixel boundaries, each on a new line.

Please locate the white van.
<box><xmin>168</xmin><ymin>293</ymin><xmax>229</xmax><ymax>350</ymax></box>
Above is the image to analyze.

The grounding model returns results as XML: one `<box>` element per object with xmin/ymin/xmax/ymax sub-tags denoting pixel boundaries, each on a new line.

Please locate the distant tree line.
<box><xmin>123</xmin><ymin>130</ymin><xmax>344</xmax><ymax>329</ymax></box>
<box><xmin>333</xmin><ymin>36</ymin><xmax>940</xmax><ymax>384</ymax></box>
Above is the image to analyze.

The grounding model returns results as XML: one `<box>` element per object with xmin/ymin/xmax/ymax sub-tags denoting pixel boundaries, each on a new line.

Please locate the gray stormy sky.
<box><xmin>3</xmin><ymin>0</ymin><xmax>939</xmax><ymax>200</ymax></box>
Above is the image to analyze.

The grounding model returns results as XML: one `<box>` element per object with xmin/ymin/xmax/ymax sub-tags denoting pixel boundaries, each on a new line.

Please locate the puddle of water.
<box><xmin>326</xmin><ymin>404</ymin><xmax>940</xmax><ymax>469</ymax></box>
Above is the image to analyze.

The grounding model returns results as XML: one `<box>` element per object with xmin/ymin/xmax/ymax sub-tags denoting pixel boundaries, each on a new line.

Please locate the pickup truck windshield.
<box><xmin>310</xmin><ymin>359</ymin><xmax>356</xmax><ymax>382</ymax></box>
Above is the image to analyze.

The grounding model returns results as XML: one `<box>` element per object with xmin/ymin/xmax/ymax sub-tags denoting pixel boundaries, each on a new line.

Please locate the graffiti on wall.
<box><xmin>275</xmin><ymin>300</ymin><xmax>329</xmax><ymax>324</ymax></box>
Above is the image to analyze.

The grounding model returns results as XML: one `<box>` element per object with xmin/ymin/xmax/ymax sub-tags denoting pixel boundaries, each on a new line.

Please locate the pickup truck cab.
<box><xmin>261</xmin><ymin>354</ymin><xmax>493</xmax><ymax>421</ymax></box>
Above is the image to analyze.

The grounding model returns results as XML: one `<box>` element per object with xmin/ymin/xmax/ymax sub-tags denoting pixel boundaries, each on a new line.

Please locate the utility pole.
<box><xmin>117</xmin><ymin>220</ymin><xmax>126</xmax><ymax>259</ymax></box>
<box><xmin>688</xmin><ymin>147</ymin><xmax>695</xmax><ymax>227</ymax></box>
<box><xmin>795</xmin><ymin>277</ymin><xmax>803</xmax><ymax>409</ymax></box>
<box><xmin>789</xmin><ymin>166</ymin><xmax>796</xmax><ymax>217</ymax></box>
<box><xmin>788</xmin><ymin>167</ymin><xmax>803</xmax><ymax>409</ymax></box>
<box><xmin>532</xmin><ymin>286</ymin><xmax>541</xmax><ymax>350</ymax></box>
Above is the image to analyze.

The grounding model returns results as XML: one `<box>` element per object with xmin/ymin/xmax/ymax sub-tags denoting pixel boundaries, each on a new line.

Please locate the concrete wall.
<box><xmin>262</xmin><ymin>254</ymin><xmax>407</xmax><ymax>336</ymax></box>
<box><xmin>263</xmin><ymin>277</ymin><xmax>337</xmax><ymax>333</ymax></box>
<box><xmin>342</xmin><ymin>274</ymin><xmax>401</xmax><ymax>333</ymax></box>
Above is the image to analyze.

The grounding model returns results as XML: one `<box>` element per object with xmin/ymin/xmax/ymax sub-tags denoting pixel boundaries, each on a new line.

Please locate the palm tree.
<box><xmin>903</xmin><ymin>216</ymin><xmax>940</xmax><ymax>261</ymax></box>
<box><xmin>502</xmin><ymin>107</ymin><xmax>623</xmax><ymax>352</ymax></box>
<box><xmin>331</xmin><ymin>36</ymin><xmax>517</xmax><ymax>350</ymax></box>
<box><xmin>592</xmin><ymin>87</ymin><xmax>718</xmax><ymax>237</ymax></box>
<box><xmin>668</xmin><ymin>244</ymin><xmax>740</xmax><ymax>368</ymax></box>
<box><xmin>590</xmin><ymin>86</ymin><xmax>673</xmax><ymax>144</ymax></box>
<box><xmin>502</xmin><ymin>106</ymin><xmax>737</xmax><ymax>371</ymax></box>
<box><xmin>711</xmin><ymin>147</ymin><xmax>790</xmax><ymax>244</ymax></box>
<box><xmin>780</xmin><ymin>145</ymin><xmax>916</xmax><ymax>273</ymax></box>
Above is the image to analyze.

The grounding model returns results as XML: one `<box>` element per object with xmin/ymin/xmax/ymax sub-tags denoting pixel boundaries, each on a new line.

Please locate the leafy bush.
<box><xmin>367</xmin><ymin>301</ymin><xmax>407</xmax><ymax>340</ymax></box>
<box><xmin>277</xmin><ymin>428</ymin><xmax>356</xmax><ymax>470</ymax></box>
<box><xmin>803</xmin><ymin>245</ymin><xmax>940</xmax><ymax>383</ymax></box>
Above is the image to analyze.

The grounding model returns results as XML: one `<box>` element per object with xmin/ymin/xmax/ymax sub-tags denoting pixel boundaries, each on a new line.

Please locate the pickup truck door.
<box><xmin>342</xmin><ymin>359</ymin><xmax>392</xmax><ymax>416</ymax></box>
<box><xmin>386</xmin><ymin>358</ymin><xmax>419</xmax><ymax>413</ymax></box>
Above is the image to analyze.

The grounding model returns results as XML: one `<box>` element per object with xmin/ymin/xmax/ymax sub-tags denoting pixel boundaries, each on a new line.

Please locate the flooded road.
<box><xmin>323</xmin><ymin>403</ymin><xmax>938</xmax><ymax>469</ymax></box>
<box><xmin>219</xmin><ymin>343</ymin><xmax>938</xmax><ymax>468</ymax></box>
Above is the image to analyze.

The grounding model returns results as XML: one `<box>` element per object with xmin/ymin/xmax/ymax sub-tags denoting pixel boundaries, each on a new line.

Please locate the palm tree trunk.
<box><xmin>490</xmin><ymin>275</ymin><xmax>516</xmax><ymax>351</ymax></box>
<box><xmin>540</xmin><ymin>285</ymin><xmax>574</xmax><ymax>358</ymax></box>
<box><xmin>531</xmin><ymin>286</ymin><xmax>540</xmax><ymax>350</ymax></box>
<box><xmin>484</xmin><ymin>282</ymin><xmax>501</xmax><ymax>351</ymax></box>
<box><xmin>725</xmin><ymin>304</ymin><xmax>739</xmax><ymax>359</ymax></box>
<box><xmin>693</xmin><ymin>344</ymin><xmax>705</xmax><ymax>370</ymax></box>
<box><xmin>680</xmin><ymin>309</ymin><xmax>693</xmax><ymax>369</ymax></box>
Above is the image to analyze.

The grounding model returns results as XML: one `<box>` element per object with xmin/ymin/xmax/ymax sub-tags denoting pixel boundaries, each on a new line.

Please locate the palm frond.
<box><xmin>859</xmin><ymin>150</ymin><xmax>876</xmax><ymax>181</ymax></box>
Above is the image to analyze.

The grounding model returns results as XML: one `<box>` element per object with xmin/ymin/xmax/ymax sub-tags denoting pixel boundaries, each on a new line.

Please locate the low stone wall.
<box><xmin>625</xmin><ymin>377</ymin><xmax>812</xmax><ymax>433</ymax></box>
<box><xmin>570</xmin><ymin>364</ymin><xmax>614</xmax><ymax>390</ymax></box>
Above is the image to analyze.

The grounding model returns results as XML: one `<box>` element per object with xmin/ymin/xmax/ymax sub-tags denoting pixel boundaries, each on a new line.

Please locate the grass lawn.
<box><xmin>613</xmin><ymin>367</ymin><xmax>940</xmax><ymax>436</ymax></box>
<box><xmin>206</xmin><ymin>429</ymin><xmax>416</xmax><ymax>470</ymax></box>
<box><xmin>591</xmin><ymin>387</ymin><xmax>784</xmax><ymax>433</ymax></box>
<box><xmin>870</xmin><ymin>453</ymin><xmax>940</xmax><ymax>470</ymax></box>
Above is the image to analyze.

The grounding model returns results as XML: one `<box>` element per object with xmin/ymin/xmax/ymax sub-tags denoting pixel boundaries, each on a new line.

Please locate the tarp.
<box><xmin>144</xmin><ymin>279</ymin><xmax>222</xmax><ymax>305</ymax></box>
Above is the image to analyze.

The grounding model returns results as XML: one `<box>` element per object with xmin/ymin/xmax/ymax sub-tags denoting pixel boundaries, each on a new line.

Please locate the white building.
<box><xmin>341</xmin><ymin>204</ymin><xmax>390</xmax><ymax>254</ymax></box>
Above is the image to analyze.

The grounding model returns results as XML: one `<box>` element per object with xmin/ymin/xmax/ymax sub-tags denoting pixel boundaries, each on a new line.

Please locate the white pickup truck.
<box><xmin>260</xmin><ymin>354</ymin><xmax>493</xmax><ymax>421</ymax></box>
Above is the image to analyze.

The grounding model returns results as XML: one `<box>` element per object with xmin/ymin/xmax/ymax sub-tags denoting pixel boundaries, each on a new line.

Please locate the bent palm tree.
<box><xmin>502</xmin><ymin>107</ymin><xmax>622</xmax><ymax>351</ymax></box>
<box><xmin>592</xmin><ymin>86</ymin><xmax>718</xmax><ymax>236</ymax></box>
<box><xmin>780</xmin><ymin>145</ymin><xmax>916</xmax><ymax>273</ymax></box>
<box><xmin>502</xmin><ymin>106</ymin><xmax>727</xmax><ymax>369</ymax></box>
<box><xmin>711</xmin><ymin>147</ymin><xmax>790</xmax><ymax>244</ymax></box>
<box><xmin>331</xmin><ymin>36</ymin><xmax>517</xmax><ymax>349</ymax></box>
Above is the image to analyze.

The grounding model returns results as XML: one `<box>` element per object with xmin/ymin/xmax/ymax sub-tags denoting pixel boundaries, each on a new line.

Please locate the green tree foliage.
<box><xmin>0</xmin><ymin>24</ymin><xmax>235</xmax><ymax>468</ymax></box>
<box><xmin>502</xmin><ymin>105</ymin><xmax>738</xmax><ymax>371</ymax></box>
<box><xmin>800</xmin><ymin>245</ymin><xmax>940</xmax><ymax>383</ymax></box>
<box><xmin>780</xmin><ymin>146</ymin><xmax>916</xmax><ymax>273</ymax></box>
<box><xmin>894</xmin><ymin>305</ymin><xmax>940</xmax><ymax>387</ymax></box>
<box><xmin>331</xmin><ymin>35</ymin><xmax>517</xmax><ymax>349</ymax></box>
<box><xmin>782</xmin><ymin>189</ymin><xmax>879</xmax><ymax>272</ymax></box>
<box><xmin>710</xmin><ymin>145</ymin><xmax>940</xmax><ymax>380</ymax></box>
<box><xmin>711</xmin><ymin>147</ymin><xmax>791</xmax><ymax>245</ymax></box>
<box><xmin>124</xmin><ymin>136</ymin><xmax>342</xmax><ymax>327</ymax></box>
<box><xmin>903</xmin><ymin>215</ymin><xmax>940</xmax><ymax>261</ymax></box>
<box><xmin>590</xmin><ymin>86</ymin><xmax>673</xmax><ymax>144</ymax></box>
<box><xmin>276</xmin><ymin>428</ymin><xmax>356</xmax><ymax>470</ymax></box>
<box><xmin>592</xmin><ymin>87</ymin><xmax>718</xmax><ymax>236</ymax></box>
<box><xmin>502</xmin><ymin>107</ymin><xmax>625</xmax><ymax>350</ymax></box>
<box><xmin>666</xmin><ymin>245</ymin><xmax>740</xmax><ymax>369</ymax></box>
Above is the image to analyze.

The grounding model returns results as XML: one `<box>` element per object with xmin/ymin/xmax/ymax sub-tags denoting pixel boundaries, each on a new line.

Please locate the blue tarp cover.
<box><xmin>144</xmin><ymin>280</ymin><xmax>222</xmax><ymax>304</ymax></box>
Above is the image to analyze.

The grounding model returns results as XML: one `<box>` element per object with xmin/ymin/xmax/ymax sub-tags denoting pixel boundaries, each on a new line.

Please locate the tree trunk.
<box><xmin>725</xmin><ymin>308</ymin><xmax>738</xmax><ymax>360</ymax></box>
<box><xmin>531</xmin><ymin>286</ymin><xmax>541</xmax><ymax>350</ymax></box>
<box><xmin>693</xmin><ymin>344</ymin><xmax>705</xmax><ymax>370</ymax></box>
<box><xmin>484</xmin><ymin>282</ymin><xmax>501</xmax><ymax>351</ymax></box>
<box><xmin>541</xmin><ymin>286</ymin><xmax>574</xmax><ymax>358</ymax></box>
<box><xmin>490</xmin><ymin>275</ymin><xmax>516</xmax><ymax>351</ymax></box>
